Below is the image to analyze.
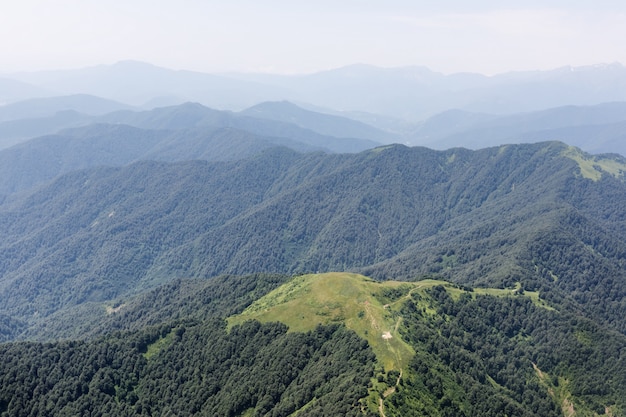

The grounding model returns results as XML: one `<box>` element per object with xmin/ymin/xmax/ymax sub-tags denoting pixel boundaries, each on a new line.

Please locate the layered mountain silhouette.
<box><xmin>411</xmin><ymin>102</ymin><xmax>626</xmax><ymax>155</ymax></box>
<box><xmin>6</xmin><ymin>61</ymin><xmax>626</xmax><ymax>119</ymax></box>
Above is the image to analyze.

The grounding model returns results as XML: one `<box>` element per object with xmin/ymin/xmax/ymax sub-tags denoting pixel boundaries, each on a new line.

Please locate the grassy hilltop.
<box><xmin>231</xmin><ymin>272</ymin><xmax>417</xmax><ymax>372</ymax></box>
<box><xmin>229</xmin><ymin>273</ymin><xmax>624</xmax><ymax>416</ymax></box>
<box><xmin>230</xmin><ymin>272</ymin><xmax>548</xmax><ymax>373</ymax></box>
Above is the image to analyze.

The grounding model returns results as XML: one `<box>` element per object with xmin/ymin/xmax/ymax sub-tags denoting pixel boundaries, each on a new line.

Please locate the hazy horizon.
<box><xmin>3</xmin><ymin>59</ymin><xmax>626</xmax><ymax>79</ymax></box>
<box><xmin>2</xmin><ymin>1</ymin><xmax>625</xmax><ymax>76</ymax></box>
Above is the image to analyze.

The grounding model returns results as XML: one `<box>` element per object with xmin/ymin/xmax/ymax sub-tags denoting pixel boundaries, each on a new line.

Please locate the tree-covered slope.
<box><xmin>2</xmin><ymin>273</ymin><xmax>625</xmax><ymax>416</ymax></box>
<box><xmin>0</xmin><ymin>123</ymin><xmax>318</xmax><ymax>196</ymax></box>
<box><xmin>19</xmin><ymin>273</ymin><xmax>291</xmax><ymax>342</ymax></box>
<box><xmin>229</xmin><ymin>273</ymin><xmax>626</xmax><ymax>416</ymax></box>
<box><xmin>0</xmin><ymin>319</ymin><xmax>376</xmax><ymax>417</ymax></box>
<box><xmin>1</xmin><ymin>142</ymin><xmax>626</xmax><ymax>340</ymax></box>
<box><xmin>0</xmin><ymin>101</ymin><xmax>382</xmax><ymax>196</ymax></box>
<box><xmin>389</xmin><ymin>284</ymin><xmax>626</xmax><ymax>417</ymax></box>
<box><xmin>0</xmin><ymin>147</ymin><xmax>302</xmax><ymax>324</ymax></box>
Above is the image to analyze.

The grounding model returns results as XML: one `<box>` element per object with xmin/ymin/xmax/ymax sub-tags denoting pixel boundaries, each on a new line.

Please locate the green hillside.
<box><xmin>230</xmin><ymin>273</ymin><xmax>550</xmax><ymax>373</ymax></box>
<box><xmin>228</xmin><ymin>273</ymin><xmax>622</xmax><ymax>416</ymax></box>
<box><xmin>230</xmin><ymin>272</ymin><xmax>417</xmax><ymax>371</ymax></box>
<box><xmin>0</xmin><ymin>319</ymin><xmax>377</xmax><ymax>417</ymax></box>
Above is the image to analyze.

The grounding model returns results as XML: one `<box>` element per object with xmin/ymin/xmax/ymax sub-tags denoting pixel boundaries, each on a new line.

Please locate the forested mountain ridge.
<box><xmin>0</xmin><ymin>319</ymin><xmax>377</xmax><ymax>416</ymax></box>
<box><xmin>97</xmin><ymin>102</ymin><xmax>382</xmax><ymax>152</ymax></box>
<box><xmin>0</xmin><ymin>101</ymin><xmax>382</xmax><ymax>196</ymax></box>
<box><xmin>1</xmin><ymin>139</ymin><xmax>626</xmax><ymax>416</ymax></box>
<box><xmin>240</xmin><ymin>100</ymin><xmax>396</xmax><ymax>142</ymax></box>
<box><xmin>0</xmin><ymin>123</ymin><xmax>318</xmax><ymax>196</ymax></box>
<box><xmin>1</xmin><ymin>142</ymin><xmax>626</xmax><ymax>342</ymax></box>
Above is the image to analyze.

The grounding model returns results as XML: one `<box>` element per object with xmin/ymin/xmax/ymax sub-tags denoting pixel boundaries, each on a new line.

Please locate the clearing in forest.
<box><xmin>229</xmin><ymin>272</ymin><xmax>437</xmax><ymax>372</ymax></box>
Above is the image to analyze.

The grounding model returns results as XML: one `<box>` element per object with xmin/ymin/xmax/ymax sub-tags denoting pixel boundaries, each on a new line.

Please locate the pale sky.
<box><xmin>1</xmin><ymin>0</ymin><xmax>625</xmax><ymax>75</ymax></box>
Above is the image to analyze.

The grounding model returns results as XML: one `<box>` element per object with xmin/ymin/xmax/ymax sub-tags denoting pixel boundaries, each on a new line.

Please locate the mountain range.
<box><xmin>1</xmin><ymin>61</ymin><xmax>626</xmax><ymax>416</ymax></box>
<box><xmin>410</xmin><ymin>102</ymin><xmax>626</xmax><ymax>154</ymax></box>
<box><xmin>1</xmin><ymin>137</ymin><xmax>626</xmax><ymax>416</ymax></box>
<box><xmin>1</xmin><ymin>141</ymin><xmax>625</xmax><ymax>336</ymax></box>
<box><xmin>4</xmin><ymin>60</ymin><xmax>626</xmax><ymax>157</ymax></box>
<box><xmin>5</xmin><ymin>61</ymin><xmax>626</xmax><ymax>119</ymax></box>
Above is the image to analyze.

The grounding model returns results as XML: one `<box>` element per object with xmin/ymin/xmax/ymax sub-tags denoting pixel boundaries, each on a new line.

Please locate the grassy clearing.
<box><xmin>472</xmin><ymin>283</ymin><xmax>555</xmax><ymax>311</ymax></box>
<box><xmin>229</xmin><ymin>272</ymin><xmax>418</xmax><ymax>372</ymax></box>
<box><xmin>563</xmin><ymin>146</ymin><xmax>626</xmax><ymax>182</ymax></box>
<box><xmin>229</xmin><ymin>273</ymin><xmax>554</xmax><ymax>372</ymax></box>
<box><xmin>229</xmin><ymin>273</ymin><xmax>559</xmax><ymax>414</ymax></box>
<box><xmin>142</xmin><ymin>330</ymin><xmax>174</xmax><ymax>360</ymax></box>
<box><xmin>105</xmin><ymin>303</ymin><xmax>126</xmax><ymax>314</ymax></box>
<box><xmin>369</xmin><ymin>145</ymin><xmax>396</xmax><ymax>154</ymax></box>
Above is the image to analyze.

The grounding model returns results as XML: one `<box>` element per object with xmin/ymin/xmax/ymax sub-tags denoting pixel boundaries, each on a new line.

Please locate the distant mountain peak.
<box><xmin>112</xmin><ymin>59</ymin><xmax>158</xmax><ymax>67</ymax></box>
<box><xmin>241</xmin><ymin>100</ymin><xmax>301</xmax><ymax>117</ymax></box>
<box><xmin>240</xmin><ymin>100</ymin><xmax>391</xmax><ymax>142</ymax></box>
<box><xmin>572</xmin><ymin>62</ymin><xmax>624</xmax><ymax>71</ymax></box>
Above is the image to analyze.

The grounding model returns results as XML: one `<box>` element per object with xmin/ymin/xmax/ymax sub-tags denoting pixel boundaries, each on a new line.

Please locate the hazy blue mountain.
<box><xmin>411</xmin><ymin>102</ymin><xmax>626</xmax><ymax>156</ymax></box>
<box><xmin>98</xmin><ymin>102</ymin><xmax>228</xmax><ymax>129</ymax></box>
<box><xmin>98</xmin><ymin>102</ymin><xmax>381</xmax><ymax>153</ymax></box>
<box><xmin>292</xmin><ymin>101</ymin><xmax>410</xmax><ymax>134</ymax></box>
<box><xmin>0</xmin><ymin>94</ymin><xmax>132</xmax><ymax>123</ymax></box>
<box><xmin>0</xmin><ymin>100</ymin><xmax>382</xmax><ymax>195</ymax></box>
<box><xmin>407</xmin><ymin>109</ymin><xmax>498</xmax><ymax>143</ymax></box>
<box><xmin>0</xmin><ymin>94</ymin><xmax>134</xmax><ymax>149</ymax></box>
<box><xmin>465</xmin><ymin>63</ymin><xmax>626</xmax><ymax>114</ymax></box>
<box><xmin>139</xmin><ymin>94</ymin><xmax>188</xmax><ymax>109</ymax></box>
<box><xmin>0</xmin><ymin>110</ymin><xmax>92</xmax><ymax>150</ymax></box>
<box><xmin>227</xmin><ymin>64</ymin><xmax>473</xmax><ymax>120</ymax></box>
<box><xmin>0</xmin><ymin>77</ymin><xmax>51</xmax><ymax>104</ymax></box>
<box><xmin>240</xmin><ymin>100</ymin><xmax>397</xmax><ymax>142</ymax></box>
<box><xmin>10</xmin><ymin>61</ymin><xmax>626</xmax><ymax>122</ymax></box>
<box><xmin>0</xmin><ymin>123</ymin><xmax>319</xmax><ymax>196</ymax></box>
<box><xmin>0</xmin><ymin>98</ymin><xmax>384</xmax><ymax>153</ymax></box>
<box><xmin>517</xmin><ymin>121</ymin><xmax>626</xmax><ymax>155</ymax></box>
<box><xmin>226</xmin><ymin>62</ymin><xmax>626</xmax><ymax>120</ymax></box>
<box><xmin>430</xmin><ymin>120</ymin><xmax>626</xmax><ymax>156</ymax></box>
<box><xmin>10</xmin><ymin>60</ymin><xmax>288</xmax><ymax>109</ymax></box>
